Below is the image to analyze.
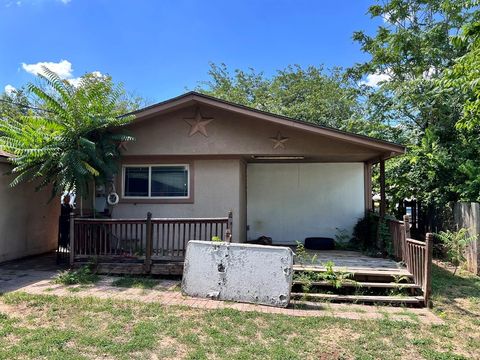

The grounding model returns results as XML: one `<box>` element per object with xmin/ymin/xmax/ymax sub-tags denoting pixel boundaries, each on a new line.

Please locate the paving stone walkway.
<box><xmin>0</xmin><ymin>266</ymin><xmax>443</xmax><ymax>325</ymax></box>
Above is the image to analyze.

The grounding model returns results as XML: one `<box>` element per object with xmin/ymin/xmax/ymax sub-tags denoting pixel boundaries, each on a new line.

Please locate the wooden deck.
<box><xmin>293</xmin><ymin>250</ymin><xmax>411</xmax><ymax>276</ymax></box>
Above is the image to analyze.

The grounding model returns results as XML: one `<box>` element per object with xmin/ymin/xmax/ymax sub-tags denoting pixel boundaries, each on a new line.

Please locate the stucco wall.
<box><xmin>112</xmin><ymin>159</ymin><xmax>246</xmax><ymax>242</ymax></box>
<box><xmin>246</xmin><ymin>163</ymin><xmax>365</xmax><ymax>244</ymax></box>
<box><xmin>123</xmin><ymin>105</ymin><xmax>381</xmax><ymax>161</ymax></box>
<box><xmin>0</xmin><ymin>162</ymin><xmax>60</xmax><ymax>263</ymax></box>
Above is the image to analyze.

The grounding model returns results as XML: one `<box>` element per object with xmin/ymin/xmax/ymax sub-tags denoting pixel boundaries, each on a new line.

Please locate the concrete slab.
<box><xmin>181</xmin><ymin>241</ymin><xmax>294</xmax><ymax>307</ymax></box>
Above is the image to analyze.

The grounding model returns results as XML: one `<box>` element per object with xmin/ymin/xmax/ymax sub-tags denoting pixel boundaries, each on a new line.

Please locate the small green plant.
<box><xmin>321</xmin><ymin>261</ymin><xmax>354</xmax><ymax>289</ymax></box>
<box><xmin>53</xmin><ymin>265</ymin><xmax>99</xmax><ymax>285</ymax></box>
<box><xmin>294</xmin><ymin>241</ymin><xmax>317</xmax><ymax>265</ymax></box>
<box><xmin>436</xmin><ymin>228</ymin><xmax>477</xmax><ymax>275</ymax></box>
<box><xmin>389</xmin><ymin>274</ymin><xmax>412</xmax><ymax>296</ymax></box>
<box><xmin>211</xmin><ymin>236</ymin><xmax>222</xmax><ymax>242</ymax></box>
<box><xmin>111</xmin><ymin>276</ymin><xmax>159</xmax><ymax>289</ymax></box>
<box><xmin>335</xmin><ymin>228</ymin><xmax>350</xmax><ymax>244</ymax></box>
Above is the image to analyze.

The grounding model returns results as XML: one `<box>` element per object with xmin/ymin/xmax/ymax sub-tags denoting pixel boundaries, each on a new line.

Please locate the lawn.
<box><xmin>0</xmin><ymin>264</ymin><xmax>479</xmax><ymax>360</ymax></box>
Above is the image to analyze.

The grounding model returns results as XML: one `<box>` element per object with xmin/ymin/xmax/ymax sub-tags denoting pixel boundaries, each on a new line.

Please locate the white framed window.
<box><xmin>122</xmin><ymin>164</ymin><xmax>190</xmax><ymax>199</ymax></box>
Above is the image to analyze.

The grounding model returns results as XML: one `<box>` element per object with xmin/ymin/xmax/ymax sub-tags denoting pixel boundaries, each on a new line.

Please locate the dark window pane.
<box><xmin>151</xmin><ymin>166</ymin><xmax>188</xmax><ymax>197</ymax></box>
<box><xmin>124</xmin><ymin>167</ymin><xmax>149</xmax><ymax>197</ymax></box>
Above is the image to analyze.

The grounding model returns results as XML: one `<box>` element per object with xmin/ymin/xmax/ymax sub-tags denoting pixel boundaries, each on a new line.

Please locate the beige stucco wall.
<box><xmin>110</xmin><ymin>103</ymin><xmax>375</xmax><ymax>243</ymax></box>
<box><xmin>247</xmin><ymin>163</ymin><xmax>365</xmax><ymax>244</ymax></box>
<box><xmin>0</xmin><ymin>162</ymin><xmax>60</xmax><ymax>263</ymax></box>
<box><xmin>123</xmin><ymin>105</ymin><xmax>380</xmax><ymax>161</ymax></box>
<box><xmin>112</xmin><ymin>159</ymin><xmax>246</xmax><ymax>242</ymax></box>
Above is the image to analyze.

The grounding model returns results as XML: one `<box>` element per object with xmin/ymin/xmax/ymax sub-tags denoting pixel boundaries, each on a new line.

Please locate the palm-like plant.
<box><xmin>0</xmin><ymin>67</ymin><xmax>135</xmax><ymax>198</ymax></box>
<box><xmin>436</xmin><ymin>228</ymin><xmax>477</xmax><ymax>275</ymax></box>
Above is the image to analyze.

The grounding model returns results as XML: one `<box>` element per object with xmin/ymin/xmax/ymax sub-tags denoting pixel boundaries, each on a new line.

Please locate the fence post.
<box><xmin>225</xmin><ymin>211</ymin><xmax>233</xmax><ymax>243</ymax></box>
<box><xmin>69</xmin><ymin>212</ymin><xmax>75</xmax><ymax>266</ymax></box>
<box><xmin>424</xmin><ymin>233</ymin><xmax>434</xmax><ymax>308</ymax></box>
<box><xmin>144</xmin><ymin>212</ymin><xmax>153</xmax><ymax>273</ymax></box>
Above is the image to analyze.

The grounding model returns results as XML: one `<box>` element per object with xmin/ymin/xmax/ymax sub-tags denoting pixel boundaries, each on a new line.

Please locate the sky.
<box><xmin>0</xmin><ymin>0</ymin><xmax>383</xmax><ymax>104</ymax></box>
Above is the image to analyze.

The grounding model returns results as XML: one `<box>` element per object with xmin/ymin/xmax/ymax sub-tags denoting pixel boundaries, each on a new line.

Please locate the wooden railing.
<box><xmin>387</xmin><ymin>215</ymin><xmax>433</xmax><ymax>306</ymax></box>
<box><xmin>69</xmin><ymin>212</ymin><xmax>233</xmax><ymax>270</ymax></box>
<box><xmin>388</xmin><ymin>219</ymin><xmax>405</xmax><ymax>260</ymax></box>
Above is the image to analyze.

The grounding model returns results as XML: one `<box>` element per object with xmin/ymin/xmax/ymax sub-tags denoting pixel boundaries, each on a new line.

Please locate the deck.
<box><xmin>294</xmin><ymin>249</ymin><xmax>412</xmax><ymax>276</ymax></box>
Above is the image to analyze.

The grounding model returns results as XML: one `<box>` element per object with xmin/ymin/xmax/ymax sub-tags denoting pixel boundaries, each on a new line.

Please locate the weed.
<box><xmin>53</xmin><ymin>265</ymin><xmax>99</xmax><ymax>285</ymax></box>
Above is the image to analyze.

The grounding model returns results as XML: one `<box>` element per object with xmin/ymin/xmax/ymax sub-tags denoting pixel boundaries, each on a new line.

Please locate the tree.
<box><xmin>0</xmin><ymin>68</ymin><xmax>136</xmax><ymax>198</ymax></box>
<box><xmin>443</xmin><ymin>21</ymin><xmax>480</xmax><ymax>130</ymax></box>
<box><xmin>351</xmin><ymin>0</ymin><xmax>480</xmax><ymax>227</ymax></box>
<box><xmin>198</xmin><ymin>64</ymin><xmax>361</xmax><ymax>127</ymax></box>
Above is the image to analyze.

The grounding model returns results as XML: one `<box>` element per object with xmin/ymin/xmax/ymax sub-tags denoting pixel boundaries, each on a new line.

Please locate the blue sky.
<box><xmin>0</xmin><ymin>0</ymin><xmax>382</xmax><ymax>103</ymax></box>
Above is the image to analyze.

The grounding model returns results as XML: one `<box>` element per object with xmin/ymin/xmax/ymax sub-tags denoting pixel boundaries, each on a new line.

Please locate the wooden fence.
<box><xmin>69</xmin><ymin>211</ymin><xmax>233</xmax><ymax>275</ymax></box>
<box><xmin>387</xmin><ymin>215</ymin><xmax>433</xmax><ymax>306</ymax></box>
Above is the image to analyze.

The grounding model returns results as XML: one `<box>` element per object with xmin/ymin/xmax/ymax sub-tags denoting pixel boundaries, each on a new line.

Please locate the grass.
<box><xmin>0</xmin><ymin>263</ymin><xmax>479</xmax><ymax>359</ymax></box>
<box><xmin>111</xmin><ymin>276</ymin><xmax>159</xmax><ymax>289</ymax></box>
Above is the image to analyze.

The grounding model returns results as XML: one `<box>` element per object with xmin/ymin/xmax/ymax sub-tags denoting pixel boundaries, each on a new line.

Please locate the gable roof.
<box><xmin>127</xmin><ymin>91</ymin><xmax>405</xmax><ymax>160</ymax></box>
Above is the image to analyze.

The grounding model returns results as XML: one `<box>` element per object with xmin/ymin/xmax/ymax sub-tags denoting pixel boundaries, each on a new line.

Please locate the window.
<box><xmin>123</xmin><ymin>165</ymin><xmax>189</xmax><ymax>198</ymax></box>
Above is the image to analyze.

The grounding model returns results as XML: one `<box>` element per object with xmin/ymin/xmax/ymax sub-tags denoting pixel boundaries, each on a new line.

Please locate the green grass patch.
<box><xmin>111</xmin><ymin>276</ymin><xmax>159</xmax><ymax>289</ymax></box>
<box><xmin>0</xmin><ymin>263</ymin><xmax>478</xmax><ymax>359</ymax></box>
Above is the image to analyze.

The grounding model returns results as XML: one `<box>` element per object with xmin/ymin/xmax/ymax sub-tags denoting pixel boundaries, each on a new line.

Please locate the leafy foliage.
<box><xmin>54</xmin><ymin>265</ymin><xmax>99</xmax><ymax>285</ymax></box>
<box><xmin>197</xmin><ymin>63</ymin><xmax>402</xmax><ymax>140</ymax></box>
<box><xmin>352</xmin><ymin>213</ymin><xmax>393</xmax><ymax>256</ymax></box>
<box><xmin>351</xmin><ymin>0</ymin><xmax>480</xmax><ymax>225</ymax></box>
<box><xmin>0</xmin><ymin>69</ymin><xmax>136</xmax><ymax>198</ymax></box>
<box><xmin>436</xmin><ymin>228</ymin><xmax>477</xmax><ymax>274</ymax></box>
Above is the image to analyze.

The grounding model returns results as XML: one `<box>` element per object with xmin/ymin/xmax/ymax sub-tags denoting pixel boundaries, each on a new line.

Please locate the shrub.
<box><xmin>436</xmin><ymin>228</ymin><xmax>477</xmax><ymax>274</ymax></box>
<box><xmin>54</xmin><ymin>265</ymin><xmax>99</xmax><ymax>285</ymax></box>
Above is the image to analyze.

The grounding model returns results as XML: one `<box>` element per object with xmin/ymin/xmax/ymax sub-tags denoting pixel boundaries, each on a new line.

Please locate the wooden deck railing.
<box><xmin>69</xmin><ymin>211</ymin><xmax>233</xmax><ymax>271</ymax></box>
<box><xmin>387</xmin><ymin>215</ymin><xmax>433</xmax><ymax>306</ymax></box>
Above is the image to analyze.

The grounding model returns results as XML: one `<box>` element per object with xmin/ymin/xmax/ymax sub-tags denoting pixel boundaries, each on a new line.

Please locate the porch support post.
<box><xmin>144</xmin><ymin>212</ymin><xmax>153</xmax><ymax>273</ymax></box>
<box><xmin>379</xmin><ymin>158</ymin><xmax>386</xmax><ymax>217</ymax></box>
<box><xmin>69</xmin><ymin>212</ymin><xmax>75</xmax><ymax>266</ymax></box>
<box><xmin>364</xmin><ymin>162</ymin><xmax>373</xmax><ymax>213</ymax></box>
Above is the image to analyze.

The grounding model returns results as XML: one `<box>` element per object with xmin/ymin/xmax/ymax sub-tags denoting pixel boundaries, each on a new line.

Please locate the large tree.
<box><xmin>352</xmin><ymin>0</ymin><xmax>480</xmax><ymax>226</ymax></box>
<box><xmin>0</xmin><ymin>69</ymin><xmax>137</xmax><ymax>198</ymax></box>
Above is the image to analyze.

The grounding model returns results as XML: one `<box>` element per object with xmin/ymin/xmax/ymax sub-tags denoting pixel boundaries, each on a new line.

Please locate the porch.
<box><xmin>69</xmin><ymin>212</ymin><xmax>233</xmax><ymax>275</ymax></box>
<box><xmin>66</xmin><ymin>213</ymin><xmax>432</xmax><ymax>306</ymax></box>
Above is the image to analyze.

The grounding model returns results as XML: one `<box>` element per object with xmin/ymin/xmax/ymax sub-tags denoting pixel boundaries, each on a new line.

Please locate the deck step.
<box><xmin>290</xmin><ymin>292</ymin><xmax>424</xmax><ymax>304</ymax></box>
<box><xmin>293</xmin><ymin>265</ymin><xmax>413</xmax><ymax>278</ymax></box>
<box><xmin>292</xmin><ymin>280</ymin><xmax>420</xmax><ymax>289</ymax></box>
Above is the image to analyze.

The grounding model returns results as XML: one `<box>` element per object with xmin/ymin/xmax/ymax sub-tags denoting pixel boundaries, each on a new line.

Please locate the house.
<box><xmin>0</xmin><ymin>150</ymin><xmax>59</xmax><ymax>262</ymax></box>
<box><xmin>102</xmin><ymin>91</ymin><xmax>405</xmax><ymax>244</ymax></box>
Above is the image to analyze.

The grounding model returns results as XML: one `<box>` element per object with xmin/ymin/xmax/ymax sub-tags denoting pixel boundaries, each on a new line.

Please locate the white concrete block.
<box><xmin>182</xmin><ymin>241</ymin><xmax>293</xmax><ymax>307</ymax></box>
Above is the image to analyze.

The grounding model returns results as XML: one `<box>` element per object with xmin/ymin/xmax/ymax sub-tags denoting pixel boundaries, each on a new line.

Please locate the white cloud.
<box><xmin>360</xmin><ymin>70</ymin><xmax>392</xmax><ymax>87</ymax></box>
<box><xmin>4</xmin><ymin>0</ymin><xmax>71</xmax><ymax>7</ymax></box>
<box><xmin>22</xmin><ymin>59</ymin><xmax>73</xmax><ymax>78</ymax></box>
<box><xmin>67</xmin><ymin>71</ymin><xmax>106</xmax><ymax>87</ymax></box>
<box><xmin>4</xmin><ymin>84</ymin><xmax>16</xmax><ymax>95</ymax></box>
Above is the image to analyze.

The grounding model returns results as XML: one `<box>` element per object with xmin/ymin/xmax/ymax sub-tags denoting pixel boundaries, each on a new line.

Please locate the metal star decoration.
<box><xmin>270</xmin><ymin>132</ymin><xmax>289</xmax><ymax>149</ymax></box>
<box><xmin>184</xmin><ymin>109</ymin><xmax>214</xmax><ymax>137</ymax></box>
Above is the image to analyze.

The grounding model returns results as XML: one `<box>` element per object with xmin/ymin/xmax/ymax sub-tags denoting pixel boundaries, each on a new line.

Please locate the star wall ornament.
<box><xmin>184</xmin><ymin>109</ymin><xmax>214</xmax><ymax>137</ymax></box>
<box><xmin>270</xmin><ymin>132</ymin><xmax>289</xmax><ymax>149</ymax></box>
